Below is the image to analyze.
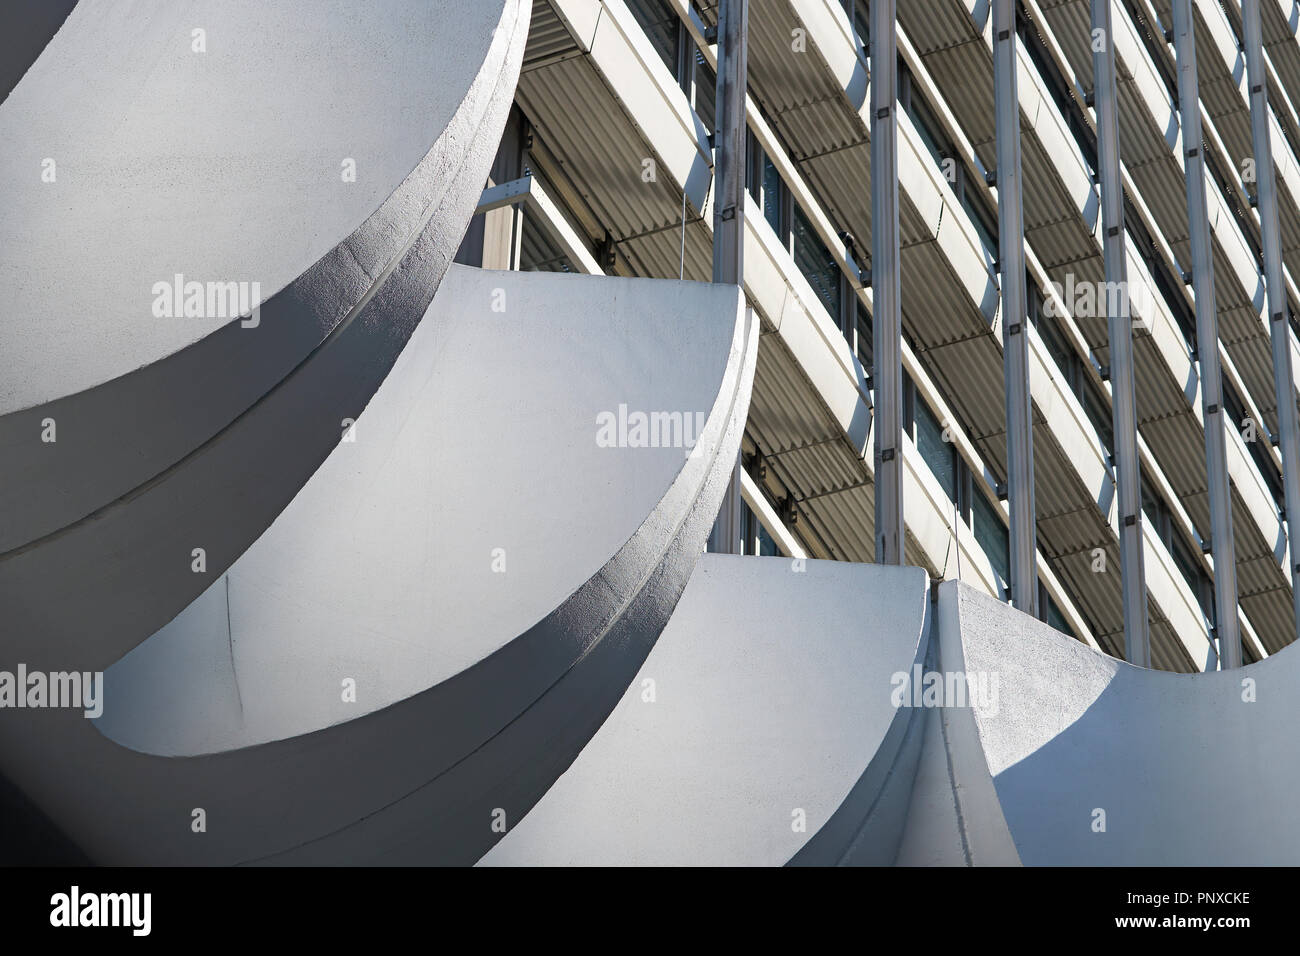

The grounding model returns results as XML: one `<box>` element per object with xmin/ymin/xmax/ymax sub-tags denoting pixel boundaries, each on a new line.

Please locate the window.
<box><xmin>1082</xmin><ymin>381</ymin><xmax>1114</xmax><ymax>455</ymax></box>
<box><xmin>1031</xmin><ymin>290</ymin><xmax>1072</xmax><ymax>374</ymax></box>
<box><xmin>903</xmin><ymin>77</ymin><xmax>948</xmax><ymax>171</ymax></box>
<box><xmin>961</xmin><ymin>190</ymin><xmax>999</xmax><ymax>257</ymax></box>
<box><xmin>792</xmin><ymin>204</ymin><xmax>841</xmax><ymax>322</ymax></box>
<box><xmin>1029</xmin><ymin>288</ymin><xmax>1115</xmax><ymax>451</ymax></box>
<box><xmin>762</xmin><ymin>155</ymin><xmax>785</xmax><ymax>236</ymax></box>
<box><xmin>1222</xmin><ymin>379</ymin><xmax>1283</xmax><ymax>512</ymax></box>
<box><xmin>855</xmin><ymin>298</ymin><xmax>873</xmax><ymax>370</ymax></box>
<box><xmin>755</xmin><ymin>146</ymin><xmax>857</xmax><ymax>353</ymax></box>
<box><xmin>624</xmin><ymin>0</ymin><xmax>678</xmax><ymax>77</ymax></box>
<box><xmin>1171</xmin><ymin>532</ymin><xmax>1214</xmax><ymax>627</ymax></box>
<box><xmin>904</xmin><ymin>374</ymin><xmax>1024</xmax><ymax>607</ymax></box>
<box><xmin>746</xmin><ymin>130</ymin><xmax>762</xmax><ymax>202</ymax></box>
<box><xmin>693</xmin><ymin>53</ymin><xmax>716</xmax><ymax>134</ymax></box>
<box><xmin>972</xmin><ymin>490</ymin><xmax>1011</xmax><ymax>589</ymax></box>
<box><xmin>1140</xmin><ymin>474</ymin><xmax>1169</xmax><ymax>541</ymax></box>
<box><xmin>1142</xmin><ymin>473</ymin><xmax>1217</xmax><ymax>628</ymax></box>
<box><xmin>897</xmin><ymin>63</ymin><xmax>998</xmax><ymax>257</ymax></box>
<box><xmin>741</xmin><ymin>503</ymin><xmax>782</xmax><ymax>557</ymax></box>
<box><xmin>913</xmin><ymin>396</ymin><xmax>956</xmax><ymax>502</ymax></box>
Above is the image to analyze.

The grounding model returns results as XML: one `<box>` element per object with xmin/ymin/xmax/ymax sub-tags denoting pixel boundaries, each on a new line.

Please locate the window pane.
<box><xmin>906</xmin><ymin>95</ymin><xmax>948</xmax><ymax>170</ymax></box>
<box><xmin>1083</xmin><ymin>381</ymin><xmax>1113</xmax><ymax>453</ymax></box>
<box><xmin>962</xmin><ymin>193</ymin><xmax>998</xmax><ymax>256</ymax></box>
<box><xmin>973</xmin><ymin>491</ymin><xmax>1010</xmax><ymax>587</ymax></box>
<box><xmin>762</xmin><ymin>157</ymin><xmax>781</xmax><ymax>234</ymax></box>
<box><xmin>914</xmin><ymin>398</ymin><xmax>955</xmax><ymax>502</ymax></box>
<box><xmin>694</xmin><ymin>54</ymin><xmax>716</xmax><ymax>134</ymax></box>
<box><xmin>1140</xmin><ymin>475</ymin><xmax>1162</xmax><ymax>532</ymax></box>
<box><xmin>791</xmin><ymin>204</ymin><xmax>841</xmax><ymax>322</ymax></box>
<box><xmin>1171</xmin><ymin>533</ymin><xmax>1210</xmax><ymax>622</ymax></box>
<box><xmin>856</xmin><ymin>299</ymin><xmax>873</xmax><ymax>369</ymax></box>
<box><xmin>1032</xmin><ymin>295</ymin><xmax>1074</xmax><ymax>377</ymax></box>
<box><xmin>740</xmin><ymin>502</ymin><xmax>784</xmax><ymax>557</ymax></box>
<box><xmin>624</xmin><ymin>0</ymin><xmax>678</xmax><ymax>76</ymax></box>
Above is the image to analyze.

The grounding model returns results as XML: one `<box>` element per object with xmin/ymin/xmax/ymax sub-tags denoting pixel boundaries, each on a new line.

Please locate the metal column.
<box><xmin>1092</xmin><ymin>0</ymin><xmax>1150</xmax><ymax>665</ymax></box>
<box><xmin>1172</xmin><ymin>0</ymin><xmax>1240</xmax><ymax>667</ymax></box>
<box><xmin>707</xmin><ymin>0</ymin><xmax>747</xmax><ymax>555</ymax></box>
<box><xmin>993</xmin><ymin>0</ymin><xmax>1038</xmax><ymax>614</ymax></box>
<box><xmin>1243</xmin><ymin>0</ymin><xmax>1300</xmax><ymax>643</ymax></box>
<box><xmin>871</xmin><ymin>0</ymin><xmax>904</xmax><ymax>565</ymax></box>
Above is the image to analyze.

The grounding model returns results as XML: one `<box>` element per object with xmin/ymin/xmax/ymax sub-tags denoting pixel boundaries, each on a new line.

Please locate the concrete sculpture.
<box><xmin>0</xmin><ymin>0</ymin><xmax>528</xmax><ymax>668</ymax></box>
<box><xmin>2</xmin><ymin>0</ymin><xmax>1293</xmax><ymax>869</ymax></box>
<box><xmin>0</xmin><ymin>259</ymin><xmax>756</xmax><ymax>863</ymax></box>
<box><xmin>927</xmin><ymin>581</ymin><xmax>1300</xmax><ymax>865</ymax></box>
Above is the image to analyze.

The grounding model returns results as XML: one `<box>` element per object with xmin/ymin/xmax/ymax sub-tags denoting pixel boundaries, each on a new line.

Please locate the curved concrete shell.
<box><xmin>480</xmin><ymin>555</ymin><xmax>930</xmax><ymax>867</ymax></box>
<box><xmin>0</xmin><ymin>0</ymin><xmax>529</xmax><ymax>669</ymax></box>
<box><xmin>0</xmin><ymin>267</ymin><xmax>755</xmax><ymax>865</ymax></box>
<box><xmin>926</xmin><ymin>581</ymin><xmax>1300</xmax><ymax>865</ymax></box>
<box><xmin>10</xmin><ymin>0</ymin><xmax>1281</xmax><ymax>871</ymax></box>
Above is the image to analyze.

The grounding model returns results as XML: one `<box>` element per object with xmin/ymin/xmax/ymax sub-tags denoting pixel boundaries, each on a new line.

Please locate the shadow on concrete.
<box><xmin>0</xmin><ymin>1</ymin><xmax>77</xmax><ymax>105</ymax></box>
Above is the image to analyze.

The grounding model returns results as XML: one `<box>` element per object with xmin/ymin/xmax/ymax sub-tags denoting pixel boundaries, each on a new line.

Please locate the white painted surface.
<box><xmin>946</xmin><ymin>580</ymin><xmax>1300</xmax><ymax>864</ymax></box>
<box><xmin>481</xmin><ymin>555</ymin><xmax>930</xmax><ymax>866</ymax></box>
<box><xmin>97</xmin><ymin>267</ymin><xmax>743</xmax><ymax>755</ymax></box>
<box><xmin>0</xmin><ymin>0</ymin><xmax>506</xmax><ymax>413</ymax></box>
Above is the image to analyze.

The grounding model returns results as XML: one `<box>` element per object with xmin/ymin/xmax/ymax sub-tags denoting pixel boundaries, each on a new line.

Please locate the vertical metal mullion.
<box><xmin>1173</xmin><ymin>0</ymin><xmax>1240</xmax><ymax>667</ymax></box>
<box><xmin>1092</xmin><ymin>0</ymin><xmax>1150</xmax><ymax>665</ymax></box>
<box><xmin>707</xmin><ymin>0</ymin><xmax>748</xmax><ymax>555</ymax></box>
<box><xmin>994</xmin><ymin>0</ymin><xmax>1039</xmax><ymax>617</ymax></box>
<box><xmin>871</xmin><ymin>0</ymin><xmax>904</xmax><ymax>565</ymax></box>
<box><xmin>1243</xmin><ymin>0</ymin><xmax>1300</xmax><ymax>645</ymax></box>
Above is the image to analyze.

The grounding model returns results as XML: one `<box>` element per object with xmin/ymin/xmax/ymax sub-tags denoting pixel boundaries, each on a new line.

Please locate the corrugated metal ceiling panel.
<box><xmin>898</xmin><ymin>0</ymin><xmax>982</xmax><ymax>54</ymax></box>
<box><xmin>517</xmin><ymin>57</ymin><xmax>692</xmax><ymax>241</ymax></box>
<box><xmin>524</xmin><ymin>0</ymin><xmax>580</xmax><ymax>68</ymax></box>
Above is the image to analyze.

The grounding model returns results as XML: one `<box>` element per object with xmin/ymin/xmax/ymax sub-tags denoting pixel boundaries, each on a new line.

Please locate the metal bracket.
<box><xmin>597</xmin><ymin>231</ymin><xmax>616</xmax><ymax>269</ymax></box>
<box><xmin>780</xmin><ymin>495</ymin><xmax>799</xmax><ymax>526</ymax></box>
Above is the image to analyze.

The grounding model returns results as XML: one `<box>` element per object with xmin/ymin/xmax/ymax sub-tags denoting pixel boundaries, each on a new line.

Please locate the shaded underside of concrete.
<box><xmin>0</xmin><ymin>0</ymin><xmax>77</xmax><ymax>105</ymax></box>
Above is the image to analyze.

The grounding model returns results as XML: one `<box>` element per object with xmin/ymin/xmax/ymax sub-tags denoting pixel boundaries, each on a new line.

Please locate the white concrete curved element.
<box><xmin>926</xmin><ymin>580</ymin><xmax>1300</xmax><ymax>865</ymax></box>
<box><xmin>98</xmin><ymin>266</ymin><xmax>749</xmax><ymax>755</ymax></box>
<box><xmin>479</xmin><ymin>555</ymin><xmax>931</xmax><ymax>867</ymax></box>
<box><xmin>0</xmin><ymin>266</ymin><xmax>756</xmax><ymax>865</ymax></box>
<box><xmin>0</xmin><ymin>0</ymin><xmax>529</xmax><ymax>669</ymax></box>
